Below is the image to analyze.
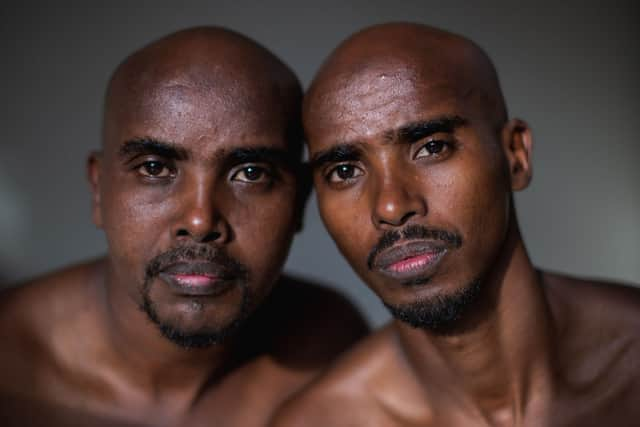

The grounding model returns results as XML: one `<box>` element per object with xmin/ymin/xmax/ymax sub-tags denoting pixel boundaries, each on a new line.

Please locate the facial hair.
<box><xmin>384</xmin><ymin>278</ymin><xmax>482</xmax><ymax>335</ymax></box>
<box><xmin>140</xmin><ymin>244</ymin><xmax>251</xmax><ymax>348</ymax></box>
<box><xmin>368</xmin><ymin>224</ymin><xmax>481</xmax><ymax>334</ymax></box>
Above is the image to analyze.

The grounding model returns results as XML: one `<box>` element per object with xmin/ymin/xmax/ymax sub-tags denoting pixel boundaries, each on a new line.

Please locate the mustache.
<box><xmin>367</xmin><ymin>224</ymin><xmax>462</xmax><ymax>270</ymax></box>
<box><xmin>145</xmin><ymin>244</ymin><xmax>249</xmax><ymax>282</ymax></box>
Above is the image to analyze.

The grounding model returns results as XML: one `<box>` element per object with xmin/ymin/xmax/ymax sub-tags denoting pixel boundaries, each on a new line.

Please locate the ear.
<box><xmin>87</xmin><ymin>151</ymin><xmax>104</xmax><ymax>228</ymax></box>
<box><xmin>501</xmin><ymin>119</ymin><xmax>533</xmax><ymax>191</ymax></box>
<box><xmin>294</xmin><ymin>163</ymin><xmax>313</xmax><ymax>233</ymax></box>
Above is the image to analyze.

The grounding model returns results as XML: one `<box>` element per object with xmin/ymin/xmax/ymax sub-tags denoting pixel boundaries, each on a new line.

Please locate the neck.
<box><xmin>396</xmin><ymin>223</ymin><xmax>556</xmax><ymax>423</ymax></box>
<box><xmin>90</xmin><ymin>259</ymin><xmax>235</xmax><ymax>416</ymax></box>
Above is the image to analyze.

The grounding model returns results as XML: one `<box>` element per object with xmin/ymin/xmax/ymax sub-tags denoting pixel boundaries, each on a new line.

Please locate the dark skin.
<box><xmin>0</xmin><ymin>27</ymin><xmax>367</xmax><ymax>427</ymax></box>
<box><xmin>274</xmin><ymin>23</ymin><xmax>640</xmax><ymax>426</ymax></box>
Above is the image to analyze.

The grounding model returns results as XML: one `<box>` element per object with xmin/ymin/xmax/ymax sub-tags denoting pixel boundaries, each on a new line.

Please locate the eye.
<box><xmin>327</xmin><ymin>164</ymin><xmax>364</xmax><ymax>183</ymax></box>
<box><xmin>414</xmin><ymin>140</ymin><xmax>451</xmax><ymax>159</ymax></box>
<box><xmin>231</xmin><ymin>165</ymin><xmax>271</xmax><ymax>183</ymax></box>
<box><xmin>137</xmin><ymin>160</ymin><xmax>173</xmax><ymax>178</ymax></box>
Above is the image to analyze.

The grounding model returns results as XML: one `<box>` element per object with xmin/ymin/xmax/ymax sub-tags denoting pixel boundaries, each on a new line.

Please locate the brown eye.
<box><xmin>138</xmin><ymin>161</ymin><xmax>171</xmax><ymax>177</ymax></box>
<box><xmin>327</xmin><ymin>164</ymin><xmax>364</xmax><ymax>183</ymax></box>
<box><xmin>231</xmin><ymin>165</ymin><xmax>270</xmax><ymax>183</ymax></box>
<box><xmin>415</xmin><ymin>140</ymin><xmax>450</xmax><ymax>159</ymax></box>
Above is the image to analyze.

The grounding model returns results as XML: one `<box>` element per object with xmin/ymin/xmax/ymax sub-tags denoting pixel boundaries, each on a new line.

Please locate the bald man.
<box><xmin>274</xmin><ymin>23</ymin><xmax>640</xmax><ymax>426</ymax></box>
<box><xmin>0</xmin><ymin>27</ymin><xmax>367</xmax><ymax>427</ymax></box>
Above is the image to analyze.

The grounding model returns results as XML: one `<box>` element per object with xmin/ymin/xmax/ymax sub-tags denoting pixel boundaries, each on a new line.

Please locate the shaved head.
<box><xmin>305</xmin><ymin>22</ymin><xmax>507</xmax><ymax>136</ymax></box>
<box><xmin>104</xmin><ymin>26</ymin><xmax>303</xmax><ymax>157</ymax></box>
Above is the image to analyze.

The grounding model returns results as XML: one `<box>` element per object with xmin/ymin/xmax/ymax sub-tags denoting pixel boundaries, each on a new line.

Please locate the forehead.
<box><xmin>105</xmin><ymin>73</ymin><xmax>290</xmax><ymax>155</ymax></box>
<box><xmin>305</xmin><ymin>62</ymin><xmax>482</xmax><ymax>147</ymax></box>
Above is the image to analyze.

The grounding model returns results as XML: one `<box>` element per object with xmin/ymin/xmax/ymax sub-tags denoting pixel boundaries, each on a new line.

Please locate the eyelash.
<box><xmin>130</xmin><ymin>157</ymin><xmax>279</xmax><ymax>185</ymax></box>
<box><xmin>322</xmin><ymin>139</ymin><xmax>456</xmax><ymax>186</ymax></box>
<box><xmin>134</xmin><ymin>159</ymin><xmax>176</xmax><ymax>180</ymax></box>
<box><xmin>324</xmin><ymin>163</ymin><xmax>364</xmax><ymax>185</ymax></box>
<box><xmin>413</xmin><ymin>139</ymin><xmax>455</xmax><ymax>160</ymax></box>
<box><xmin>229</xmin><ymin>164</ymin><xmax>276</xmax><ymax>184</ymax></box>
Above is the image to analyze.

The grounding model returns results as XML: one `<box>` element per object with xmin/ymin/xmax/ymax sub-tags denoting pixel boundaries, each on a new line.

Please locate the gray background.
<box><xmin>1</xmin><ymin>1</ymin><xmax>638</xmax><ymax>326</ymax></box>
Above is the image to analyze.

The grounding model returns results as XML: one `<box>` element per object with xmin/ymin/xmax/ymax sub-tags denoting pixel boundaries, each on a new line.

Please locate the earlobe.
<box><xmin>87</xmin><ymin>151</ymin><xmax>104</xmax><ymax>228</ymax></box>
<box><xmin>501</xmin><ymin>119</ymin><xmax>533</xmax><ymax>191</ymax></box>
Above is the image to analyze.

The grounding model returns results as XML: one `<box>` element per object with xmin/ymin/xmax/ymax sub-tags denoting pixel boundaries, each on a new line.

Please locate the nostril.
<box><xmin>400</xmin><ymin>211</ymin><xmax>417</xmax><ymax>224</ymax></box>
<box><xmin>200</xmin><ymin>231</ymin><xmax>221</xmax><ymax>243</ymax></box>
<box><xmin>378</xmin><ymin>210</ymin><xmax>418</xmax><ymax>227</ymax></box>
<box><xmin>175</xmin><ymin>228</ymin><xmax>221</xmax><ymax>242</ymax></box>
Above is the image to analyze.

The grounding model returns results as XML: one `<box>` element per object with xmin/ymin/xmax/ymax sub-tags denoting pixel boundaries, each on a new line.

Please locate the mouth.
<box><xmin>157</xmin><ymin>262</ymin><xmax>237</xmax><ymax>297</ymax></box>
<box><xmin>371</xmin><ymin>241</ymin><xmax>449</xmax><ymax>282</ymax></box>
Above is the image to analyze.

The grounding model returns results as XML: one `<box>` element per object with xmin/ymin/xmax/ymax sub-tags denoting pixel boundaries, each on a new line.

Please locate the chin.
<box><xmin>384</xmin><ymin>278</ymin><xmax>482</xmax><ymax>335</ymax></box>
<box><xmin>154</xmin><ymin>318</ymin><xmax>244</xmax><ymax>348</ymax></box>
<box><xmin>141</xmin><ymin>292</ymin><xmax>252</xmax><ymax>349</ymax></box>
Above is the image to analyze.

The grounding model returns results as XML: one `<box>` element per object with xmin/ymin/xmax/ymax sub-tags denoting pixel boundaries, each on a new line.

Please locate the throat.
<box><xmin>393</xmin><ymin>238</ymin><xmax>557</xmax><ymax>422</ymax></box>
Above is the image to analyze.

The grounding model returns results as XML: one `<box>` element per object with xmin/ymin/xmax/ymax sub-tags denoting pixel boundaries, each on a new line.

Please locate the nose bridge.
<box><xmin>371</xmin><ymin>156</ymin><xmax>426</xmax><ymax>227</ymax></box>
<box><xmin>189</xmin><ymin>174</ymin><xmax>213</xmax><ymax>225</ymax></box>
<box><xmin>174</xmin><ymin>171</ymin><xmax>227</xmax><ymax>243</ymax></box>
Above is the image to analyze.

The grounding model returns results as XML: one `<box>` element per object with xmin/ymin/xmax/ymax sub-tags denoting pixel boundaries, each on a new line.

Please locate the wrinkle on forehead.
<box><xmin>308</xmin><ymin>63</ymin><xmax>476</xmax><ymax>141</ymax></box>
<box><xmin>101</xmin><ymin>27</ymin><xmax>302</xmax><ymax>152</ymax></box>
<box><xmin>106</xmin><ymin>83</ymin><xmax>285</xmax><ymax>157</ymax></box>
<box><xmin>304</xmin><ymin>23</ymin><xmax>508</xmax><ymax>140</ymax></box>
<box><xmin>112</xmin><ymin>60</ymin><xmax>279</xmax><ymax>118</ymax></box>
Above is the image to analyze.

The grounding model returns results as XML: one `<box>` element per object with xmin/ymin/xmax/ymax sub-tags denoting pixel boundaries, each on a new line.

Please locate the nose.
<box><xmin>172</xmin><ymin>177</ymin><xmax>230</xmax><ymax>244</ymax></box>
<box><xmin>371</xmin><ymin>169</ymin><xmax>427</xmax><ymax>228</ymax></box>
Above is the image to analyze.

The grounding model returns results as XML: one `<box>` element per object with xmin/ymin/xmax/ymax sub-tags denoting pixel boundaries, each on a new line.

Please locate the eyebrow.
<box><xmin>118</xmin><ymin>138</ymin><xmax>189</xmax><ymax>161</ymax></box>
<box><xmin>309</xmin><ymin>143</ymin><xmax>363</xmax><ymax>171</ymax></box>
<box><xmin>309</xmin><ymin>115</ymin><xmax>467</xmax><ymax>171</ymax></box>
<box><xmin>395</xmin><ymin>115</ymin><xmax>468</xmax><ymax>142</ymax></box>
<box><xmin>224</xmin><ymin>146</ymin><xmax>296</xmax><ymax>170</ymax></box>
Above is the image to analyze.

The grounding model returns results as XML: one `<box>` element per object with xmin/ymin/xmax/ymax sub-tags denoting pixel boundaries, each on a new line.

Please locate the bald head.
<box><xmin>305</xmin><ymin>22</ymin><xmax>507</xmax><ymax>136</ymax></box>
<box><xmin>103</xmin><ymin>26</ymin><xmax>303</xmax><ymax>156</ymax></box>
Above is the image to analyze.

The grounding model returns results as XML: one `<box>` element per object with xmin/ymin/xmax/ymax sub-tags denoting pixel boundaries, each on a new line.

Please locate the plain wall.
<box><xmin>1</xmin><ymin>1</ymin><xmax>638</xmax><ymax>326</ymax></box>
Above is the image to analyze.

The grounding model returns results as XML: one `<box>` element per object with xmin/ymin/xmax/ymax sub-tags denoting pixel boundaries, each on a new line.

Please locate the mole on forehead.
<box><xmin>315</xmin><ymin>69</ymin><xmax>461</xmax><ymax>121</ymax></box>
<box><xmin>316</xmin><ymin>60</ymin><xmax>463</xmax><ymax>103</ymax></box>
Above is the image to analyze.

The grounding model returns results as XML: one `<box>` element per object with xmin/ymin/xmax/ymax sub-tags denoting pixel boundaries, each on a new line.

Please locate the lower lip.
<box><xmin>159</xmin><ymin>273</ymin><xmax>234</xmax><ymax>296</ymax></box>
<box><xmin>380</xmin><ymin>249</ymin><xmax>446</xmax><ymax>279</ymax></box>
<box><xmin>172</xmin><ymin>274</ymin><xmax>219</xmax><ymax>287</ymax></box>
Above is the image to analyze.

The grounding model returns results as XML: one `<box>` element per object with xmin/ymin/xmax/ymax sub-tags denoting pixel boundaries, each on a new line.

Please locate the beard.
<box><xmin>140</xmin><ymin>289</ymin><xmax>251</xmax><ymax>349</ymax></box>
<box><xmin>140</xmin><ymin>244</ymin><xmax>252</xmax><ymax>349</ymax></box>
<box><xmin>384</xmin><ymin>278</ymin><xmax>482</xmax><ymax>335</ymax></box>
<box><xmin>366</xmin><ymin>224</ymin><xmax>480</xmax><ymax>334</ymax></box>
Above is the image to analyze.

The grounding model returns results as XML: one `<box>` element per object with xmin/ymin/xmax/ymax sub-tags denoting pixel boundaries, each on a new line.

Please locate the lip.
<box><xmin>158</xmin><ymin>262</ymin><xmax>237</xmax><ymax>297</ymax></box>
<box><xmin>371</xmin><ymin>241</ymin><xmax>449</xmax><ymax>281</ymax></box>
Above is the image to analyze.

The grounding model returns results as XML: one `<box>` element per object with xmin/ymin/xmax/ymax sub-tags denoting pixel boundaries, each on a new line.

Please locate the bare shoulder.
<box><xmin>272</xmin><ymin>325</ymin><xmax>428</xmax><ymax>426</ymax></box>
<box><xmin>544</xmin><ymin>271</ymin><xmax>640</xmax><ymax>332</ymax></box>
<box><xmin>544</xmin><ymin>271</ymin><xmax>640</xmax><ymax>406</ymax></box>
<box><xmin>194</xmin><ymin>275</ymin><xmax>373</xmax><ymax>425</ymax></box>
<box><xmin>257</xmin><ymin>274</ymin><xmax>370</xmax><ymax>367</ymax></box>
<box><xmin>0</xmin><ymin>259</ymin><xmax>103</xmax><ymax>332</ymax></box>
<box><xmin>0</xmin><ymin>259</ymin><xmax>104</xmax><ymax>394</ymax></box>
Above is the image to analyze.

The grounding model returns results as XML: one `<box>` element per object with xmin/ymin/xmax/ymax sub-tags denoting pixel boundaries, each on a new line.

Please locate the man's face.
<box><xmin>92</xmin><ymin>76</ymin><xmax>301</xmax><ymax>347</ymax></box>
<box><xmin>306</xmin><ymin>66</ymin><xmax>512</xmax><ymax>330</ymax></box>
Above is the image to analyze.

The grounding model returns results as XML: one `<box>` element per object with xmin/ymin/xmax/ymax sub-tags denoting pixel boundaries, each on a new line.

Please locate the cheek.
<box><xmin>317</xmin><ymin>188</ymin><xmax>372</xmax><ymax>271</ymax></box>
<box><xmin>465</xmin><ymin>156</ymin><xmax>510</xmax><ymax>236</ymax></box>
<box><xmin>230</xmin><ymin>189</ymin><xmax>299</xmax><ymax>280</ymax></box>
<box><xmin>99</xmin><ymin>173</ymin><xmax>180</xmax><ymax>282</ymax></box>
<box><xmin>430</xmin><ymin>155</ymin><xmax>510</xmax><ymax>267</ymax></box>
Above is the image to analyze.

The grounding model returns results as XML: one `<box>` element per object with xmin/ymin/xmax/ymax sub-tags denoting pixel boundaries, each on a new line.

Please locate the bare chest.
<box><xmin>0</xmin><ymin>356</ymin><xmax>310</xmax><ymax>427</ymax></box>
<box><xmin>372</xmin><ymin>379</ymin><xmax>640</xmax><ymax>427</ymax></box>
